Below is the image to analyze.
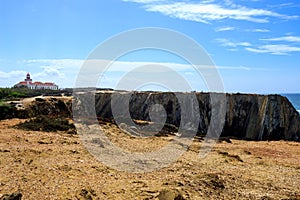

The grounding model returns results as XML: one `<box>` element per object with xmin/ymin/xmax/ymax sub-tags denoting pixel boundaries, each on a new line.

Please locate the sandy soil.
<box><xmin>0</xmin><ymin>119</ymin><xmax>299</xmax><ymax>199</ymax></box>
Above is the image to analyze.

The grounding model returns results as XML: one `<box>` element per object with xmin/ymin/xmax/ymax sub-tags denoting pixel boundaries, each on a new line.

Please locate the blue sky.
<box><xmin>0</xmin><ymin>0</ymin><xmax>299</xmax><ymax>93</ymax></box>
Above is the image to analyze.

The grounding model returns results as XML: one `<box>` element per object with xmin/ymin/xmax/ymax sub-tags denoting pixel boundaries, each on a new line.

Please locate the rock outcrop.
<box><xmin>27</xmin><ymin>97</ymin><xmax>72</xmax><ymax>117</ymax></box>
<box><xmin>223</xmin><ymin>94</ymin><xmax>300</xmax><ymax>141</ymax></box>
<box><xmin>0</xmin><ymin>97</ymin><xmax>72</xmax><ymax>119</ymax></box>
<box><xmin>73</xmin><ymin>91</ymin><xmax>300</xmax><ymax>141</ymax></box>
<box><xmin>3</xmin><ymin>91</ymin><xmax>300</xmax><ymax>141</ymax></box>
<box><xmin>0</xmin><ymin>192</ymin><xmax>22</xmax><ymax>200</ymax></box>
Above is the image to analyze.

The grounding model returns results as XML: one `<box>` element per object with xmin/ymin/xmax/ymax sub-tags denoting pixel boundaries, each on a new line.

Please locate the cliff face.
<box><xmin>5</xmin><ymin>92</ymin><xmax>299</xmax><ymax>141</ymax></box>
<box><xmin>223</xmin><ymin>94</ymin><xmax>300</xmax><ymax>141</ymax></box>
<box><xmin>74</xmin><ymin>91</ymin><xmax>300</xmax><ymax>141</ymax></box>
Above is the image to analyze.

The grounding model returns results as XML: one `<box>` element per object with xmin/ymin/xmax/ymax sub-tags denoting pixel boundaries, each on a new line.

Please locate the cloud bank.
<box><xmin>124</xmin><ymin>0</ymin><xmax>297</xmax><ymax>23</ymax></box>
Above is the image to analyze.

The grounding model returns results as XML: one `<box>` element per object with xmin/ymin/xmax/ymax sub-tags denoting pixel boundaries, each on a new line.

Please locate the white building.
<box><xmin>14</xmin><ymin>73</ymin><xmax>59</xmax><ymax>90</ymax></box>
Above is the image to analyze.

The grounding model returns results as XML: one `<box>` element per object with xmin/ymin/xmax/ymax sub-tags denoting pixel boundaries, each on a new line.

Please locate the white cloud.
<box><xmin>0</xmin><ymin>70</ymin><xmax>28</xmax><ymax>88</ymax></box>
<box><xmin>1</xmin><ymin>58</ymin><xmax>270</xmax><ymax>90</ymax></box>
<box><xmin>124</xmin><ymin>0</ymin><xmax>297</xmax><ymax>23</ymax></box>
<box><xmin>215</xmin><ymin>26</ymin><xmax>235</xmax><ymax>32</ymax></box>
<box><xmin>268</xmin><ymin>2</ymin><xmax>300</xmax><ymax>9</ymax></box>
<box><xmin>246</xmin><ymin>44</ymin><xmax>300</xmax><ymax>55</ymax></box>
<box><xmin>23</xmin><ymin>59</ymin><xmax>263</xmax><ymax>74</ymax></box>
<box><xmin>246</xmin><ymin>29</ymin><xmax>270</xmax><ymax>33</ymax></box>
<box><xmin>35</xmin><ymin>66</ymin><xmax>65</xmax><ymax>79</ymax></box>
<box><xmin>215</xmin><ymin>38</ymin><xmax>252</xmax><ymax>47</ymax></box>
<box><xmin>122</xmin><ymin>0</ymin><xmax>163</xmax><ymax>3</ymax></box>
<box><xmin>184</xmin><ymin>71</ymin><xmax>194</xmax><ymax>76</ymax></box>
<box><xmin>269</xmin><ymin>3</ymin><xmax>293</xmax><ymax>8</ymax></box>
<box><xmin>24</xmin><ymin>59</ymin><xmax>84</xmax><ymax>69</ymax></box>
<box><xmin>0</xmin><ymin>70</ymin><xmax>27</xmax><ymax>79</ymax></box>
<box><xmin>261</xmin><ymin>36</ymin><xmax>300</xmax><ymax>43</ymax></box>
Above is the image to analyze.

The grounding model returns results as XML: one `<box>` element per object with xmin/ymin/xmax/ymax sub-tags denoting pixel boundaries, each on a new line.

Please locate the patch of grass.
<box><xmin>15</xmin><ymin>115</ymin><xmax>75</xmax><ymax>133</ymax></box>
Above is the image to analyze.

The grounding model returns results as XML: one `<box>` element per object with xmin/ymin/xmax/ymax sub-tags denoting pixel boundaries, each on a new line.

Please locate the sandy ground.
<box><xmin>0</xmin><ymin>119</ymin><xmax>299</xmax><ymax>200</ymax></box>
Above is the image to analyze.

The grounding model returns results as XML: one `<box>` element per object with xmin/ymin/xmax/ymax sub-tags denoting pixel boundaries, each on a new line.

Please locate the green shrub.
<box><xmin>15</xmin><ymin>115</ymin><xmax>76</xmax><ymax>132</ymax></box>
<box><xmin>0</xmin><ymin>103</ymin><xmax>15</xmax><ymax>120</ymax></box>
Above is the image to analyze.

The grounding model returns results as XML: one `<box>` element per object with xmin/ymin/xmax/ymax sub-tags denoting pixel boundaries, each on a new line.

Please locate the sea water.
<box><xmin>282</xmin><ymin>94</ymin><xmax>300</xmax><ymax>113</ymax></box>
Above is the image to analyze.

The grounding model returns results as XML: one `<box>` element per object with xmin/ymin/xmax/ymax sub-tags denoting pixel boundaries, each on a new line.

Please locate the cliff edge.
<box><xmin>74</xmin><ymin>91</ymin><xmax>300</xmax><ymax>141</ymax></box>
<box><xmin>3</xmin><ymin>91</ymin><xmax>299</xmax><ymax>141</ymax></box>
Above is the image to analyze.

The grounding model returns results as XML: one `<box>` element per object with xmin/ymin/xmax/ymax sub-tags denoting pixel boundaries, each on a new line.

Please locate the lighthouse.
<box><xmin>24</xmin><ymin>72</ymin><xmax>32</xmax><ymax>83</ymax></box>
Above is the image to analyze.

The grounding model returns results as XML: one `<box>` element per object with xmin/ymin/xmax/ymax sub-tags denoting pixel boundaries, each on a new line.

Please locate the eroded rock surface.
<box><xmin>4</xmin><ymin>91</ymin><xmax>300</xmax><ymax>141</ymax></box>
<box><xmin>74</xmin><ymin>91</ymin><xmax>300</xmax><ymax>141</ymax></box>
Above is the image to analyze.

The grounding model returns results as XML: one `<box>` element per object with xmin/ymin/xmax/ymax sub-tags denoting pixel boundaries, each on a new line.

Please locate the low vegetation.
<box><xmin>15</xmin><ymin>115</ymin><xmax>75</xmax><ymax>133</ymax></box>
<box><xmin>0</xmin><ymin>87</ymin><xmax>72</xmax><ymax>101</ymax></box>
<box><xmin>0</xmin><ymin>102</ymin><xmax>14</xmax><ymax>120</ymax></box>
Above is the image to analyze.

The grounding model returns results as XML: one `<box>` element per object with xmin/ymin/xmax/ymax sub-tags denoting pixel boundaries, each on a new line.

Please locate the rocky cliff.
<box><xmin>74</xmin><ymin>91</ymin><xmax>300</xmax><ymax>141</ymax></box>
<box><xmin>4</xmin><ymin>91</ymin><xmax>299</xmax><ymax>141</ymax></box>
<box><xmin>223</xmin><ymin>94</ymin><xmax>300</xmax><ymax>141</ymax></box>
<box><xmin>0</xmin><ymin>97</ymin><xmax>72</xmax><ymax>120</ymax></box>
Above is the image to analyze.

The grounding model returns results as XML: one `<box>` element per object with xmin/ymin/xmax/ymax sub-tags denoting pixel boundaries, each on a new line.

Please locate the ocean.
<box><xmin>282</xmin><ymin>94</ymin><xmax>300</xmax><ymax>113</ymax></box>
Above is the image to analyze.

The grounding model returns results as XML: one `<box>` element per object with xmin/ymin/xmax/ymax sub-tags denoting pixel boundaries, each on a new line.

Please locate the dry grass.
<box><xmin>0</xmin><ymin>119</ymin><xmax>299</xmax><ymax>199</ymax></box>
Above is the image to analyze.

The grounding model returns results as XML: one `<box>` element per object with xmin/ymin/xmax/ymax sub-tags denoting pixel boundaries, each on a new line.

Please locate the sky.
<box><xmin>0</xmin><ymin>0</ymin><xmax>299</xmax><ymax>93</ymax></box>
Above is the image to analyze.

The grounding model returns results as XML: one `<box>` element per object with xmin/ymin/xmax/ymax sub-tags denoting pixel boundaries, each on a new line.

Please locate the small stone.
<box><xmin>157</xmin><ymin>189</ymin><xmax>184</xmax><ymax>200</ymax></box>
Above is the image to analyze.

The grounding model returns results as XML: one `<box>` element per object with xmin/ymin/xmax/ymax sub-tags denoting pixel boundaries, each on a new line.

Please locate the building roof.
<box><xmin>16</xmin><ymin>81</ymin><xmax>28</xmax><ymax>85</ymax></box>
<box><xmin>34</xmin><ymin>82</ymin><xmax>57</xmax><ymax>86</ymax></box>
<box><xmin>43</xmin><ymin>82</ymin><xmax>56</xmax><ymax>86</ymax></box>
<box><xmin>16</xmin><ymin>81</ymin><xmax>57</xmax><ymax>86</ymax></box>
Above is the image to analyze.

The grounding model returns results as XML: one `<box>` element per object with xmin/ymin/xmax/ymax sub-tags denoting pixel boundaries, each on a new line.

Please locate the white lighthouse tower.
<box><xmin>25</xmin><ymin>72</ymin><xmax>32</xmax><ymax>83</ymax></box>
